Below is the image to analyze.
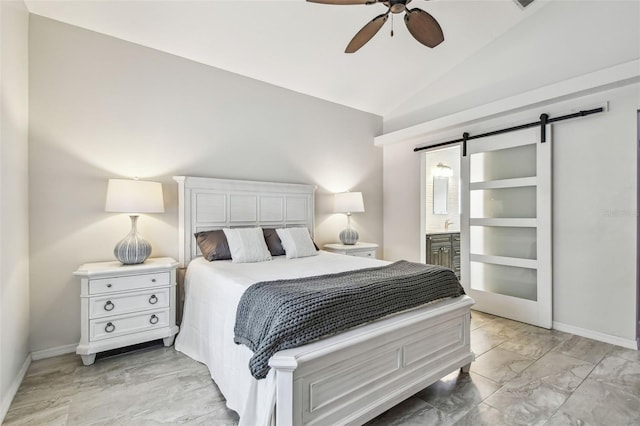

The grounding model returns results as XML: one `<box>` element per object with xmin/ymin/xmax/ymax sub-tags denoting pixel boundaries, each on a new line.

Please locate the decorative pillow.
<box><xmin>263</xmin><ymin>228</ymin><xmax>286</xmax><ymax>256</ymax></box>
<box><xmin>276</xmin><ymin>227</ymin><xmax>319</xmax><ymax>259</ymax></box>
<box><xmin>223</xmin><ymin>227</ymin><xmax>272</xmax><ymax>263</ymax></box>
<box><xmin>194</xmin><ymin>230</ymin><xmax>231</xmax><ymax>261</ymax></box>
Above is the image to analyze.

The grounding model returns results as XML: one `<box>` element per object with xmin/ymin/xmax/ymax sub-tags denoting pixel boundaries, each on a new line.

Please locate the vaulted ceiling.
<box><xmin>24</xmin><ymin>0</ymin><xmax>640</xmax><ymax>128</ymax></box>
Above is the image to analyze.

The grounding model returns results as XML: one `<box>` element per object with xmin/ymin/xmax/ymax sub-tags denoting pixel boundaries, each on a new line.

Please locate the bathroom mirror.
<box><xmin>433</xmin><ymin>177</ymin><xmax>448</xmax><ymax>215</ymax></box>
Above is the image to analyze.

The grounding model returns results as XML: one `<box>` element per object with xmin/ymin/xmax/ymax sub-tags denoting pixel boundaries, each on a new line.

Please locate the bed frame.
<box><xmin>174</xmin><ymin>176</ymin><xmax>475</xmax><ymax>426</ymax></box>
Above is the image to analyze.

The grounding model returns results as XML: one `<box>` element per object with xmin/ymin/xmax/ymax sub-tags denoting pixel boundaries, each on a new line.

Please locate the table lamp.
<box><xmin>334</xmin><ymin>191</ymin><xmax>364</xmax><ymax>245</ymax></box>
<box><xmin>105</xmin><ymin>178</ymin><xmax>164</xmax><ymax>264</ymax></box>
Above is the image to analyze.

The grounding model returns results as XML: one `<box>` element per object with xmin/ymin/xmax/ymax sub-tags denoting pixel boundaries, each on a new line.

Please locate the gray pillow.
<box><xmin>263</xmin><ymin>228</ymin><xmax>319</xmax><ymax>256</ymax></box>
<box><xmin>263</xmin><ymin>228</ymin><xmax>286</xmax><ymax>256</ymax></box>
<box><xmin>194</xmin><ymin>230</ymin><xmax>231</xmax><ymax>261</ymax></box>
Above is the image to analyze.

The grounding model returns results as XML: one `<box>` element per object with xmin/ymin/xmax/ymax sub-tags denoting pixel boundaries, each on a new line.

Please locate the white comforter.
<box><xmin>175</xmin><ymin>251</ymin><xmax>388</xmax><ymax>426</ymax></box>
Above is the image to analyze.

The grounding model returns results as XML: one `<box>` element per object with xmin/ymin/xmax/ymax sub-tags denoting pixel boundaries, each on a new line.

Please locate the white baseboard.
<box><xmin>553</xmin><ymin>321</ymin><xmax>638</xmax><ymax>350</ymax></box>
<box><xmin>0</xmin><ymin>354</ymin><xmax>31</xmax><ymax>423</ymax></box>
<box><xmin>31</xmin><ymin>343</ymin><xmax>76</xmax><ymax>361</ymax></box>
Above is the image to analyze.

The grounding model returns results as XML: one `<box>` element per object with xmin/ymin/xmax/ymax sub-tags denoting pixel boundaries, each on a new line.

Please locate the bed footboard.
<box><xmin>269</xmin><ymin>295</ymin><xmax>475</xmax><ymax>426</ymax></box>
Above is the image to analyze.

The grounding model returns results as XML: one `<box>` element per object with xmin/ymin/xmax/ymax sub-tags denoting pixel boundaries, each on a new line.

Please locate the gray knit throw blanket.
<box><xmin>234</xmin><ymin>260</ymin><xmax>465</xmax><ymax>379</ymax></box>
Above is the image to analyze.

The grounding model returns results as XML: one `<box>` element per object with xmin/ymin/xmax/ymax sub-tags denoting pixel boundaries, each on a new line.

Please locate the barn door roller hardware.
<box><xmin>413</xmin><ymin>107</ymin><xmax>604</xmax><ymax>155</ymax></box>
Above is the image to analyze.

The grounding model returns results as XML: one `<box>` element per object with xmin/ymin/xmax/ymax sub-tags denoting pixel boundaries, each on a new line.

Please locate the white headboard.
<box><xmin>173</xmin><ymin>176</ymin><xmax>317</xmax><ymax>267</ymax></box>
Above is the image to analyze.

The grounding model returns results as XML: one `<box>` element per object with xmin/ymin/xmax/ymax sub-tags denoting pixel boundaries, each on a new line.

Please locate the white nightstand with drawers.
<box><xmin>323</xmin><ymin>242</ymin><xmax>378</xmax><ymax>259</ymax></box>
<box><xmin>74</xmin><ymin>257</ymin><xmax>179</xmax><ymax>365</ymax></box>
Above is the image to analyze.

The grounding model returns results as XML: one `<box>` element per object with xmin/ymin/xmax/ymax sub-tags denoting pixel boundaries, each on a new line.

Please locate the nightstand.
<box><xmin>323</xmin><ymin>242</ymin><xmax>378</xmax><ymax>259</ymax></box>
<box><xmin>74</xmin><ymin>257</ymin><xmax>179</xmax><ymax>365</ymax></box>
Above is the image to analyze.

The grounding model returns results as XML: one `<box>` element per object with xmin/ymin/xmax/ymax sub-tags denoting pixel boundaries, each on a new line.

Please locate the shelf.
<box><xmin>470</xmin><ymin>177</ymin><xmax>536</xmax><ymax>191</ymax></box>
<box><xmin>470</xmin><ymin>254</ymin><xmax>537</xmax><ymax>270</ymax></box>
<box><xmin>470</xmin><ymin>218</ymin><xmax>537</xmax><ymax>228</ymax></box>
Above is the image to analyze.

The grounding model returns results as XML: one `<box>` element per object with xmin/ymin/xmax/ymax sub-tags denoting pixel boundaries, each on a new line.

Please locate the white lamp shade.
<box><xmin>334</xmin><ymin>192</ymin><xmax>364</xmax><ymax>214</ymax></box>
<box><xmin>105</xmin><ymin>179</ymin><xmax>165</xmax><ymax>214</ymax></box>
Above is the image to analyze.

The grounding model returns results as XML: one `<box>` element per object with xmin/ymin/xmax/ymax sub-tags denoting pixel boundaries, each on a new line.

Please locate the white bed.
<box><xmin>173</xmin><ymin>176</ymin><xmax>474</xmax><ymax>426</ymax></box>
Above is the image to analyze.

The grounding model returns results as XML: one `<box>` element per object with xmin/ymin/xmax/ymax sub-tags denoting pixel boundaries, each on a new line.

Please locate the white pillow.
<box><xmin>276</xmin><ymin>227</ymin><xmax>318</xmax><ymax>259</ymax></box>
<box><xmin>222</xmin><ymin>227</ymin><xmax>272</xmax><ymax>263</ymax></box>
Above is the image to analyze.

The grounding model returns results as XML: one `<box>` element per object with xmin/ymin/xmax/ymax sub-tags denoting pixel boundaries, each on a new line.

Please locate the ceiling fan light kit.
<box><xmin>307</xmin><ymin>0</ymin><xmax>445</xmax><ymax>53</ymax></box>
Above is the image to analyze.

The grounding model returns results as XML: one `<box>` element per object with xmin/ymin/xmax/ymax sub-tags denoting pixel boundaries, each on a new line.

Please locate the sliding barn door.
<box><xmin>461</xmin><ymin>126</ymin><xmax>552</xmax><ymax>328</ymax></box>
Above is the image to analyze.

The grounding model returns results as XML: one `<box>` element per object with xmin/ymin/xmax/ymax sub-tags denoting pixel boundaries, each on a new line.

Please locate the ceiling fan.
<box><xmin>307</xmin><ymin>0</ymin><xmax>444</xmax><ymax>53</ymax></box>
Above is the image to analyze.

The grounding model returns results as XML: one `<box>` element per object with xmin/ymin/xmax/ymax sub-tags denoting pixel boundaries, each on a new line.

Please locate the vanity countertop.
<box><xmin>427</xmin><ymin>230</ymin><xmax>460</xmax><ymax>235</ymax></box>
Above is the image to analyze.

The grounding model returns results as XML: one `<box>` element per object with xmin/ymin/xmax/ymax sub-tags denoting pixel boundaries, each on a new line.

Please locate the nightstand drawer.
<box><xmin>89</xmin><ymin>288</ymin><xmax>170</xmax><ymax>319</ymax></box>
<box><xmin>323</xmin><ymin>243</ymin><xmax>378</xmax><ymax>259</ymax></box>
<box><xmin>90</xmin><ymin>309</ymin><xmax>169</xmax><ymax>341</ymax></box>
<box><xmin>350</xmin><ymin>250</ymin><xmax>375</xmax><ymax>258</ymax></box>
<box><xmin>90</xmin><ymin>272</ymin><xmax>170</xmax><ymax>295</ymax></box>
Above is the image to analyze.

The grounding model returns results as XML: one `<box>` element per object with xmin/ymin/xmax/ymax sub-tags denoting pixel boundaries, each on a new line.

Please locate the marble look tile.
<box><xmin>130</xmin><ymin>395</ymin><xmax>236</xmax><ymax>424</ymax></box>
<box><xmin>2</xmin><ymin>396</ymin><xmax>70</xmax><ymax>426</ymax></box>
<box><xmin>552</xmin><ymin>335</ymin><xmax>615</xmax><ymax>364</ymax></box>
<box><xmin>478</xmin><ymin>317</ymin><xmax>527</xmax><ymax>339</ymax></box>
<box><xmin>557</xmin><ymin>378</ymin><xmax>640</xmax><ymax>425</ymax></box>
<box><xmin>25</xmin><ymin>353</ymin><xmax>80</xmax><ymax>378</ymax></box>
<box><xmin>484</xmin><ymin>381</ymin><xmax>568</xmax><ymax>426</ymax></box>
<box><xmin>187</xmin><ymin>408</ymin><xmax>240</xmax><ymax>426</ymax></box>
<box><xmin>544</xmin><ymin>410</ymin><xmax>588</xmax><ymax>426</ymax></box>
<box><xmin>66</xmin><ymin>375</ymin><xmax>179</xmax><ymax>425</ymax></box>
<box><xmin>471</xmin><ymin>347</ymin><xmax>535</xmax><ymax>384</ymax></box>
<box><xmin>416</xmin><ymin>371</ymin><xmax>500</xmax><ymax>422</ymax></box>
<box><xmin>453</xmin><ymin>402</ymin><xmax>522</xmax><ymax>426</ymax></box>
<box><xmin>587</xmin><ymin>353</ymin><xmax>640</xmax><ymax>395</ymax></box>
<box><xmin>77</xmin><ymin>416</ymin><xmax>132</xmax><ymax>425</ymax></box>
<box><xmin>609</xmin><ymin>346</ymin><xmax>640</xmax><ymax>363</ymax></box>
<box><xmin>515</xmin><ymin>351</ymin><xmax>593</xmax><ymax>392</ymax></box>
<box><xmin>5</xmin><ymin>325</ymin><xmax>638</xmax><ymax>426</ymax></box>
<box><xmin>471</xmin><ymin>327</ymin><xmax>509</xmax><ymax>356</ymax></box>
<box><xmin>482</xmin><ymin>352</ymin><xmax>594</xmax><ymax>425</ymax></box>
<box><xmin>364</xmin><ymin>396</ymin><xmax>453</xmax><ymax>426</ymax></box>
<box><xmin>499</xmin><ymin>328</ymin><xmax>570</xmax><ymax>359</ymax></box>
<box><xmin>72</xmin><ymin>357</ymin><xmax>130</xmax><ymax>391</ymax></box>
<box><xmin>120</xmin><ymin>352</ymin><xmax>197</xmax><ymax>383</ymax></box>
<box><xmin>470</xmin><ymin>310</ymin><xmax>496</xmax><ymax>331</ymax></box>
<box><xmin>9</xmin><ymin>366</ymin><xmax>76</xmax><ymax>409</ymax></box>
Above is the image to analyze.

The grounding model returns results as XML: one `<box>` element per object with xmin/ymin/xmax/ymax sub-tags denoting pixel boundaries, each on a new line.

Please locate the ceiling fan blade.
<box><xmin>345</xmin><ymin>13</ymin><xmax>388</xmax><ymax>53</ymax></box>
<box><xmin>404</xmin><ymin>8</ymin><xmax>444</xmax><ymax>48</ymax></box>
<box><xmin>307</xmin><ymin>0</ymin><xmax>372</xmax><ymax>4</ymax></box>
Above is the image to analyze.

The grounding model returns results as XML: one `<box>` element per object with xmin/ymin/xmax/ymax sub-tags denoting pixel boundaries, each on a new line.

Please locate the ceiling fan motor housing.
<box><xmin>386</xmin><ymin>0</ymin><xmax>410</xmax><ymax>14</ymax></box>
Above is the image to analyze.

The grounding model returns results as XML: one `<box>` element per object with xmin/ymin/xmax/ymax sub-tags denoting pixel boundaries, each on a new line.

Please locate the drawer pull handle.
<box><xmin>105</xmin><ymin>322</ymin><xmax>115</xmax><ymax>333</ymax></box>
<box><xmin>106</xmin><ymin>283</ymin><xmax>112</xmax><ymax>288</ymax></box>
<box><xmin>151</xmin><ymin>278</ymin><xmax>156</xmax><ymax>283</ymax></box>
<box><xmin>149</xmin><ymin>314</ymin><xmax>159</xmax><ymax>325</ymax></box>
<box><xmin>148</xmin><ymin>295</ymin><xmax>158</xmax><ymax>305</ymax></box>
<box><xmin>104</xmin><ymin>300</ymin><xmax>115</xmax><ymax>311</ymax></box>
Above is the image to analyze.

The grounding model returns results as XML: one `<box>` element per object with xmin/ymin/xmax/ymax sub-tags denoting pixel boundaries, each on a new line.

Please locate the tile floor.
<box><xmin>4</xmin><ymin>311</ymin><xmax>640</xmax><ymax>425</ymax></box>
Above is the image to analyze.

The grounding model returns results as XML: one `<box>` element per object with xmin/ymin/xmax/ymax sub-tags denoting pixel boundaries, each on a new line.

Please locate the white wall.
<box><xmin>384</xmin><ymin>0</ymin><xmax>640</xmax><ymax>133</ymax></box>
<box><xmin>383</xmin><ymin>83</ymin><xmax>638</xmax><ymax>344</ymax></box>
<box><xmin>0</xmin><ymin>0</ymin><xmax>30</xmax><ymax>419</ymax></box>
<box><xmin>28</xmin><ymin>16</ymin><xmax>383</xmax><ymax>353</ymax></box>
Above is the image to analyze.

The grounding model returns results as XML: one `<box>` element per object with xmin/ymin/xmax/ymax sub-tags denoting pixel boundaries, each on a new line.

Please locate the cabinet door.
<box><xmin>426</xmin><ymin>235</ymin><xmax>453</xmax><ymax>269</ymax></box>
<box><xmin>435</xmin><ymin>246</ymin><xmax>452</xmax><ymax>269</ymax></box>
<box><xmin>451</xmin><ymin>233</ymin><xmax>461</xmax><ymax>279</ymax></box>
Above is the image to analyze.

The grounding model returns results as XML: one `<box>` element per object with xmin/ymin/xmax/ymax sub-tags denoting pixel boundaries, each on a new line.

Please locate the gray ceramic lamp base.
<box><xmin>114</xmin><ymin>215</ymin><xmax>152</xmax><ymax>265</ymax></box>
<box><xmin>339</xmin><ymin>228</ymin><xmax>359</xmax><ymax>245</ymax></box>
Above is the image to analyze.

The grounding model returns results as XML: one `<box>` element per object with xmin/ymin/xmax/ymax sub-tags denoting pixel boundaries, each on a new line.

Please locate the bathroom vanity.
<box><xmin>425</xmin><ymin>232</ymin><xmax>461</xmax><ymax>280</ymax></box>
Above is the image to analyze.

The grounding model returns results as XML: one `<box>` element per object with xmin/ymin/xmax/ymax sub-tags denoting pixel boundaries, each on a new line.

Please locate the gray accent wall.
<box><xmin>28</xmin><ymin>16</ymin><xmax>382</xmax><ymax>353</ymax></box>
<box><xmin>1</xmin><ymin>0</ymin><xmax>30</xmax><ymax>419</ymax></box>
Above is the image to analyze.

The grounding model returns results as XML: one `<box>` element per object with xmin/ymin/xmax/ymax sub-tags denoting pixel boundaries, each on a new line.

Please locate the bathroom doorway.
<box><xmin>421</xmin><ymin>145</ymin><xmax>461</xmax><ymax>278</ymax></box>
